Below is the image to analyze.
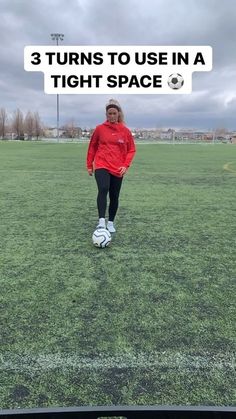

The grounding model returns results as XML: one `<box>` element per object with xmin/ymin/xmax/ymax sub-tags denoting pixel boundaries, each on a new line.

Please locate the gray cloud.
<box><xmin>0</xmin><ymin>0</ymin><xmax>236</xmax><ymax>129</ymax></box>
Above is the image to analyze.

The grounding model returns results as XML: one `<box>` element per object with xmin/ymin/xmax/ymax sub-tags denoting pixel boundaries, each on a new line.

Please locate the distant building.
<box><xmin>44</xmin><ymin>128</ymin><xmax>65</xmax><ymax>138</ymax></box>
<box><xmin>230</xmin><ymin>136</ymin><xmax>236</xmax><ymax>144</ymax></box>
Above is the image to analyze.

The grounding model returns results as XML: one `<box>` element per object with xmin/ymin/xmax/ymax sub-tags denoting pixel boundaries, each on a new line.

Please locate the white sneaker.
<box><xmin>96</xmin><ymin>218</ymin><xmax>106</xmax><ymax>229</ymax></box>
<box><xmin>107</xmin><ymin>221</ymin><xmax>116</xmax><ymax>233</ymax></box>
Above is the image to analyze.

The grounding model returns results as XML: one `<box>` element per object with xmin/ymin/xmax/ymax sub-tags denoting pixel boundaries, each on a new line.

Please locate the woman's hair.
<box><xmin>106</xmin><ymin>99</ymin><xmax>125</xmax><ymax>123</ymax></box>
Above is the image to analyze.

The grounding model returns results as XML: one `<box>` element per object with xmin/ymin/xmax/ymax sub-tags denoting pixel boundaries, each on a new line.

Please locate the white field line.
<box><xmin>0</xmin><ymin>352</ymin><xmax>235</xmax><ymax>375</ymax></box>
<box><xmin>223</xmin><ymin>162</ymin><xmax>236</xmax><ymax>174</ymax></box>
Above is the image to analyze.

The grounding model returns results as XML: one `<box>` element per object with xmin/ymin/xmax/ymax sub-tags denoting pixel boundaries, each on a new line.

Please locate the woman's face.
<box><xmin>106</xmin><ymin>107</ymin><xmax>119</xmax><ymax>123</ymax></box>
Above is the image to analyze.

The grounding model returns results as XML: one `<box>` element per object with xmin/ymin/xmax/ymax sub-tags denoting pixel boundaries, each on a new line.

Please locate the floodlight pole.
<box><xmin>51</xmin><ymin>33</ymin><xmax>64</xmax><ymax>142</ymax></box>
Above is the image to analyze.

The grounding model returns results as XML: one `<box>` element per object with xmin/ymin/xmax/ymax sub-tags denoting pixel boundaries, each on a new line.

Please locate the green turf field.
<box><xmin>0</xmin><ymin>141</ymin><xmax>235</xmax><ymax>408</ymax></box>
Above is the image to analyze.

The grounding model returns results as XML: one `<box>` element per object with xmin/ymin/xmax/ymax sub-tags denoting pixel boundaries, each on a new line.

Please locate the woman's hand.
<box><xmin>88</xmin><ymin>168</ymin><xmax>93</xmax><ymax>176</ymax></box>
<box><xmin>119</xmin><ymin>166</ymin><xmax>127</xmax><ymax>176</ymax></box>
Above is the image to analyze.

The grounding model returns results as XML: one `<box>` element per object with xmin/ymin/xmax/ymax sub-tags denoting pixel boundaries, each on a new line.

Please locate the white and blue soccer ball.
<box><xmin>92</xmin><ymin>228</ymin><xmax>112</xmax><ymax>248</ymax></box>
<box><xmin>168</xmin><ymin>73</ymin><xmax>184</xmax><ymax>90</ymax></box>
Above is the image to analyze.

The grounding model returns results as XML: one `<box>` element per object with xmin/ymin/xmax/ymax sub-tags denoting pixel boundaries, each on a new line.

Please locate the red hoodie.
<box><xmin>86</xmin><ymin>121</ymin><xmax>136</xmax><ymax>177</ymax></box>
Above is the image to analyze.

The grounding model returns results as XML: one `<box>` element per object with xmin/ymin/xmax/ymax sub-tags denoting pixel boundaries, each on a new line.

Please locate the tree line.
<box><xmin>0</xmin><ymin>108</ymin><xmax>44</xmax><ymax>140</ymax></box>
<box><xmin>0</xmin><ymin>108</ymin><xmax>85</xmax><ymax>140</ymax></box>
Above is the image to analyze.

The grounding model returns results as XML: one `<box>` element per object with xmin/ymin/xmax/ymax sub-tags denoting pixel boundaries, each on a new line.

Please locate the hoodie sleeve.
<box><xmin>124</xmin><ymin>130</ymin><xmax>136</xmax><ymax>168</ymax></box>
<box><xmin>86</xmin><ymin>127</ymin><xmax>99</xmax><ymax>170</ymax></box>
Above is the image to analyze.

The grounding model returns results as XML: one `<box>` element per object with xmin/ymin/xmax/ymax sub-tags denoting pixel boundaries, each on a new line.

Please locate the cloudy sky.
<box><xmin>1</xmin><ymin>0</ymin><xmax>236</xmax><ymax>129</ymax></box>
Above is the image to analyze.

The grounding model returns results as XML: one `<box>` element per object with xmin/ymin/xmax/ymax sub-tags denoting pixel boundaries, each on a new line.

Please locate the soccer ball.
<box><xmin>168</xmin><ymin>73</ymin><xmax>184</xmax><ymax>90</ymax></box>
<box><xmin>92</xmin><ymin>228</ymin><xmax>112</xmax><ymax>248</ymax></box>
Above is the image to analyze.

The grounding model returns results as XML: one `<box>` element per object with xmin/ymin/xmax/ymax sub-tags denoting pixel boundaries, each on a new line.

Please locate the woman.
<box><xmin>86</xmin><ymin>99</ymin><xmax>136</xmax><ymax>233</ymax></box>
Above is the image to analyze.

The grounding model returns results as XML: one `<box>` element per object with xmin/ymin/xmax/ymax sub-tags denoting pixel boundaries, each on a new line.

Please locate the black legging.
<box><xmin>95</xmin><ymin>169</ymin><xmax>123</xmax><ymax>221</ymax></box>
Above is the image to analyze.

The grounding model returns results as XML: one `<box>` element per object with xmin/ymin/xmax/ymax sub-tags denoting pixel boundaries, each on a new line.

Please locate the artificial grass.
<box><xmin>0</xmin><ymin>141</ymin><xmax>235</xmax><ymax>408</ymax></box>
